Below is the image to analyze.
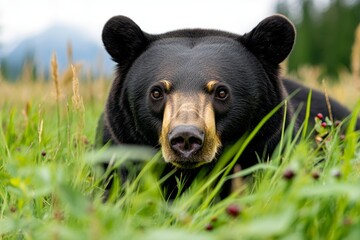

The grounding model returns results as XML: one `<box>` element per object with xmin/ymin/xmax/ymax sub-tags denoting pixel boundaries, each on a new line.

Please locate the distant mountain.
<box><xmin>0</xmin><ymin>24</ymin><xmax>115</xmax><ymax>79</ymax></box>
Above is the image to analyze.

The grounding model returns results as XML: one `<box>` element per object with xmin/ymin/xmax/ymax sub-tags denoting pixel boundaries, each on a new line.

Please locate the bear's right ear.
<box><xmin>102</xmin><ymin>16</ymin><xmax>150</xmax><ymax>67</ymax></box>
<box><xmin>240</xmin><ymin>15</ymin><xmax>295</xmax><ymax>65</ymax></box>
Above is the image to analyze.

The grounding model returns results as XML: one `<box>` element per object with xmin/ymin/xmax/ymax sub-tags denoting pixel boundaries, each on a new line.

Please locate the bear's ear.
<box><xmin>240</xmin><ymin>15</ymin><xmax>295</xmax><ymax>65</ymax></box>
<box><xmin>102</xmin><ymin>15</ymin><xmax>151</xmax><ymax>67</ymax></box>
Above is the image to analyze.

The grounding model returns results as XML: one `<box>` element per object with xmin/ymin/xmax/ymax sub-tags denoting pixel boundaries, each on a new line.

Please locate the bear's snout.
<box><xmin>169</xmin><ymin>125</ymin><xmax>205</xmax><ymax>158</ymax></box>
<box><xmin>159</xmin><ymin>92</ymin><xmax>221</xmax><ymax>168</ymax></box>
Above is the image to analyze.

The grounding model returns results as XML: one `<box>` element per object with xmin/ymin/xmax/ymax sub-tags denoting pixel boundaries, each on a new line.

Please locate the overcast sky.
<box><xmin>0</xmin><ymin>0</ymin><xmax>279</xmax><ymax>45</ymax></box>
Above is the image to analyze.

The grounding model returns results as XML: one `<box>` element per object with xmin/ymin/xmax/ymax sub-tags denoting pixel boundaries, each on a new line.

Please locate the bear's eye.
<box><xmin>151</xmin><ymin>87</ymin><xmax>164</xmax><ymax>100</ymax></box>
<box><xmin>215</xmin><ymin>87</ymin><xmax>228</xmax><ymax>100</ymax></box>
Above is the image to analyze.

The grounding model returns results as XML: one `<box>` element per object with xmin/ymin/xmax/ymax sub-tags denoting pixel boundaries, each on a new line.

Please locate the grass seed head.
<box><xmin>51</xmin><ymin>53</ymin><xmax>60</xmax><ymax>101</ymax></box>
<box><xmin>71</xmin><ymin>65</ymin><xmax>84</xmax><ymax>112</ymax></box>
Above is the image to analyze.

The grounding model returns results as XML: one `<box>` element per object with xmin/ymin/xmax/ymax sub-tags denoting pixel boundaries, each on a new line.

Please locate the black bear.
<box><xmin>97</xmin><ymin>15</ymin><xmax>360</xmax><ymax>196</ymax></box>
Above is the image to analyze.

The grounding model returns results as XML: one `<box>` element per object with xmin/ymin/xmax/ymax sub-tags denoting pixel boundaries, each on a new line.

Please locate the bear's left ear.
<box><xmin>102</xmin><ymin>15</ymin><xmax>151</xmax><ymax>68</ymax></box>
<box><xmin>240</xmin><ymin>15</ymin><xmax>295</xmax><ymax>65</ymax></box>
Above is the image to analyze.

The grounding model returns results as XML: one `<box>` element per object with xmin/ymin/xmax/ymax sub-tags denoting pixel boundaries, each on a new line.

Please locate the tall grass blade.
<box><xmin>200</xmin><ymin>99</ymin><xmax>287</xmax><ymax>209</ymax></box>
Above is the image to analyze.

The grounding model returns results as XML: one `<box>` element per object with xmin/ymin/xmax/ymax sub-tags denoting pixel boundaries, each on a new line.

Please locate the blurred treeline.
<box><xmin>276</xmin><ymin>0</ymin><xmax>360</xmax><ymax>79</ymax></box>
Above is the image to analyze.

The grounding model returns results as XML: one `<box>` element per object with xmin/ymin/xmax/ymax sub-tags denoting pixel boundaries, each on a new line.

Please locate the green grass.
<box><xmin>1</xmin><ymin>80</ymin><xmax>360</xmax><ymax>240</ymax></box>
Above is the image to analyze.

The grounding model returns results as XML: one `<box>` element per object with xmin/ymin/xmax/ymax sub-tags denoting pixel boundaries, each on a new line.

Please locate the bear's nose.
<box><xmin>169</xmin><ymin>125</ymin><xmax>204</xmax><ymax>158</ymax></box>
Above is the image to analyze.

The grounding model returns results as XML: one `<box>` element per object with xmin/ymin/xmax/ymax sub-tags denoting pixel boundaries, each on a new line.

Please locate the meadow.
<box><xmin>1</xmin><ymin>32</ymin><xmax>360</xmax><ymax>239</ymax></box>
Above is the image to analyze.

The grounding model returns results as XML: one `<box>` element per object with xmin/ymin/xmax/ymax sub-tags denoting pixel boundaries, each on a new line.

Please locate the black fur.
<box><xmin>284</xmin><ymin>80</ymin><xmax>360</xmax><ymax>129</ymax></box>
<box><xmin>97</xmin><ymin>15</ymin><xmax>360</xmax><ymax>197</ymax></box>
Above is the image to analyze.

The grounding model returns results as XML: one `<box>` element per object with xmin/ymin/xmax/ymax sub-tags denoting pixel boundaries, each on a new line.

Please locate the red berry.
<box><xmin>321</xmin><ymin>122</ymin><xmax>327</xmax><ymax>128</ymax></box>
<box><xmin>226</xmin><ymin>204</ymin><xmax>241</xmax><ymax>217</ymax></box>
<box><xmin>283</xmin><ymin>168</ymin><xmax>296</xmax><ymax>180</ymax></box>
<box><xmin>316</xmin><ymin>113</ymin><xmax>323</xmax><ymax>120</ymax></box>
<box><xmin>311</xmin><ymin>171</ymin><xmax>320</xmax><ymax>180</ymax></box>
<box><xmin>205</xmin><ymin>223</ymin><xmax>214</xmax><ymax>231</ymax></box>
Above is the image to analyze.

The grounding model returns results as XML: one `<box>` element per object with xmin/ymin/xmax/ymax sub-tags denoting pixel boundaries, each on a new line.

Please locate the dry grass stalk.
<box><xmin>21</xmin><ymin>60</ymin><xmax>33</xmax><ymax>82</ymax></box>
<box><xmin>71</xmin><ymin>64</ymin><xmax>86</xmax><ymax>145</ymax></box>
<box><xmin>297</xmin><ymin>65</ymin><xmax>322</xmax><ymax>88</ymax></box>
<box><xmin>51</xmin><ymin>53</ymin><xmax>61</xmax><ymax>142</ymax></box>
<box><xmin>0</xmin><ymin>66</ymin><xmax>3</xmax><ymax>83</ymax></box>
<box><xmin>67</xmin><ymin>41</ymin><xmax>73</xmax><ymax>65</ymax></box>
<box><xmin>51</xmin><ymin>53</ymin><xmax>60</xmax><ymax>102</ymax></box>
<box><xmin>322</xmin><ymin>79</ymin><xmax>333</xmax><ymax>122</ymax></box>
<box><xmin>351</xmin><ymin>24</ymin><xmax>360</xmax><ymax>83</ymax></box>
<box><xmin>62</xmin><ymin>63</ymin><xmax>82</xmax><ymax>87</ymax></box>
<box><xmin>38</xmin><ymin>119</ymin><xmax>43</xmax><ymax>144</ymax></box>
<box><xmin>231</xmin><ymin>164</ymin><xmax>244</xmax><ymax>195</ymax></box>
<box><xmin>71</xmin><ymin>64</ymin><xmax>84</xmax><ymax>113</ymax></box>
<box><xmin>22</xmin><ymin>102</ymin><xmax>30</xmax><ymax>127</ymax></box>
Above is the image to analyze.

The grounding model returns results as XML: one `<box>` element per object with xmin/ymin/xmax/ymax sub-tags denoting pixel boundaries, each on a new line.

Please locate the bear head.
<box><xmin>102</xmin><ymin>15</ymin><xmax>295</xmax><ymax>169</ymax></box>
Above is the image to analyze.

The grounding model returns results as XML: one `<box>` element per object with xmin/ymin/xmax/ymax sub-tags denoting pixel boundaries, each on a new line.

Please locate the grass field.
<box><xmin>1</xmin><ymin>53</ymin><xmax>360</xmax><ymax>239</ymax></box>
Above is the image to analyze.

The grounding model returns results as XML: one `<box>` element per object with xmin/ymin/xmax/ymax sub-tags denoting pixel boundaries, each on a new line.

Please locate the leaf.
<box><xmin>58</xmin><ymin>183</ymin><xmax>90</xmax><ymax>218</ymax></box>
<box><xmin>86</xmin><ymin>145</ymin><xmax>157</xmax><ymax>165</ymax></box>
<box><xmin>298</xmin><ymin>183</ymin><xmax>360</xmax><ymax>201</ymax></box>
<box><xmin>216</xmin><ymin>208</ymin><xmax>295</xmax><ymax>238</ymax></box>
<box><xmin>144</xmin><ymin>229</ymin><xmax>215</xmax><ymax>240</ymax></box>
<box><xmin>0</xmin><ymin>218</ymin><xmax>16</xmax><ymax>235</ymax></box>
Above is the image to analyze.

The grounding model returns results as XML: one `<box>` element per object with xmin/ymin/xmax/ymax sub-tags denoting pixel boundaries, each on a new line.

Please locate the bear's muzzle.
<box><xmin>160</xmin><ymin>92</ymin><xmax>221</xmax><ymax>168</ymax></box>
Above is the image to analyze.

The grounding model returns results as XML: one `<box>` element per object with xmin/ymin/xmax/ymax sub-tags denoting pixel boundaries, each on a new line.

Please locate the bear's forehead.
<box><xmin>130</xmin><ymin>36</ymin><xmax>256</xmax><ymax>87</ymax></box>
<box><xmin>148</xmin><ymin>36</ymin><xmax>245</xmax><ymax>58</ymax></box>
